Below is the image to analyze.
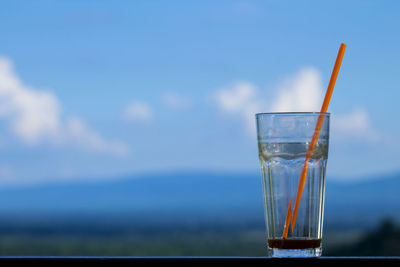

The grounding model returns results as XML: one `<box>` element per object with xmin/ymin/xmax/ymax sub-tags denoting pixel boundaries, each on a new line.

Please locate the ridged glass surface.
<box><xmin>256</xmin><ymin>113</ymin><xmax>329</xmax><ymax>257</ymax></box>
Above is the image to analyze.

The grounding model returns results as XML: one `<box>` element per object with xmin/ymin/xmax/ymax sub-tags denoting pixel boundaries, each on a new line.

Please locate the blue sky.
<box><xmin>0</xmin><ymin>1</ymin><xmax>400</xmax><ymax>185</ymax></box>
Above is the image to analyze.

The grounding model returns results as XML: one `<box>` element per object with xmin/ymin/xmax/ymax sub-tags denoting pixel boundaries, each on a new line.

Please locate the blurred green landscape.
<box><xmin>0</xmin><ymin>215</ymin><xmax>398</xmax><ymax>256</ymax></box>
<box><xmin>0</xmin><ymin>171</ymin><xmax>397</xmax><ymax>257</ymax></box>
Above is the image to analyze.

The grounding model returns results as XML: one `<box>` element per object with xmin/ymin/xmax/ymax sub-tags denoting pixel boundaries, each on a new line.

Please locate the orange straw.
<box><xmin>282</xmin><ymin>200</ymin><xmax>292</xmax><ymax>238</ymax></box>
<box><xmin>282</xmin><ymin>43</ymin><xmax>346</xmax><ymax>239</ymax></box>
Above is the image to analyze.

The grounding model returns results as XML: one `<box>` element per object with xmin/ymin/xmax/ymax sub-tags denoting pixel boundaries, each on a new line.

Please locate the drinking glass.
<box><xmin>256</xmin><ymin>112</ymin><xmax>330</xmax><ymax>257</ymax></box>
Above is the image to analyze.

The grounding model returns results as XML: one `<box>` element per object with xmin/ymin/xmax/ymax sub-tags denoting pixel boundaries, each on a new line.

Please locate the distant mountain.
<box><xmin>324</xmin><ymin>173</ymin><xmax>400</xmax><ymax>229</ymax></box>
<box><xmin>0</xmin><ymin>171</ymin><xmax>398</xmax><ymax>228</ymax></box>
<box><xmin>0</xmin><ymin>172</ymin><xmax>265</xmax><ymax>224</ymax></box>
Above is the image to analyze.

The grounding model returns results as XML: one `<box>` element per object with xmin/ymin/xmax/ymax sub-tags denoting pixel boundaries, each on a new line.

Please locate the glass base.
<box><xmin>268</xmin><ymin>247</ymin><xmax>322</xmax><ymax>258</ymax></box>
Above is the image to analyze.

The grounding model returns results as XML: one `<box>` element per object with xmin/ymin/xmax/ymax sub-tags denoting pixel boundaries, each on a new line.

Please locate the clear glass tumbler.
<box><xmin>256</xmin><ymin>112</ymin><xmax>330</xmax><ymax>257</ymax></box>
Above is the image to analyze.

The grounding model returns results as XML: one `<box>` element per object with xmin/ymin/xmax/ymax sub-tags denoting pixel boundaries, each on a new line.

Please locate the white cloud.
<box><xmin>271</xmin><ymin>67</ymin><xmax>323</xmax><ymax>112</ymax></box>
<box><xmin>215</xmin><ymin>81</ymin><xmax>257</xmax><ymax>112</ymax></box>
<box><xmin>214</xmin><ymin>67</ymin><xmax>379</xmax><ymax>141</ymax></box>
<box><xmin>0</xmin><ymin>58</ymin><xmax>62</xmax><ymax>144</ymax></box>
<box><xmin>214</xmin><ymin>81</ymin><xmax>262</xmax><ymax>134</ymax></box>
<box><xmin>123</xmin><ymin>101</ymin><xmax>153</xmax><ymax>122</ymax></box>
<box><xmin>0</xmin><ymin>56</ymin><xmax>130</xmax><ymax>156</ymax></box>
<box><xmin>66</xmin><ymin>117</ymin><xmax>130</xmax><ymax>156</ymax></box>
<box><xmin>163</xmin><ymin>92</ymin><xmax>191</xmax><ymax>110</ymax></box>
<box><xmin>332</xmin><ymin>108</ymin><xmax>379</xmax><ymax>142</ymax></box>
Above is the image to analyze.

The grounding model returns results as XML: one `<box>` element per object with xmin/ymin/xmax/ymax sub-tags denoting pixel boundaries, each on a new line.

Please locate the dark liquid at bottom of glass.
<box><xmin>268</xmin><ymin>239</ymin><xmax>321</xmax><ymax>249</ymax></box>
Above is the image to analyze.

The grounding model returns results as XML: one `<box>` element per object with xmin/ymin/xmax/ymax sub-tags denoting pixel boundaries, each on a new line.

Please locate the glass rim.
<box><xmin>256</xmin><ymin>112</ymin><xmax>330</xmax><ymax>116</ymax></box>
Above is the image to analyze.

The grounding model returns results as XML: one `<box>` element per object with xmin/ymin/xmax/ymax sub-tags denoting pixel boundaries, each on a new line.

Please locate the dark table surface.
<box><xmin>0</xmin><ymin>256</ymin><xmax>398</xmax><ymax>266</ymax></box>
